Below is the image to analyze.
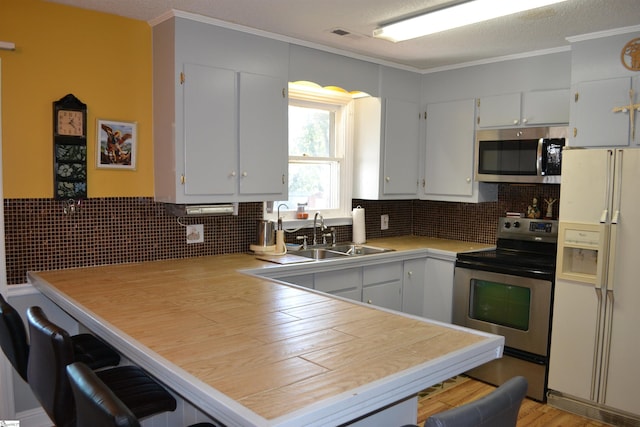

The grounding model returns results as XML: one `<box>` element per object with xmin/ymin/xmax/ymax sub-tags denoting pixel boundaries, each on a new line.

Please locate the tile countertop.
<box><xmin>364</xmin><ymin>235</ymin><xmax>494</xmax><ymax>254</ymax></box>
<box><xmin>29</xmin><ymin>241</ymin><xmax>504</xmax><ymax>427</ymax></box>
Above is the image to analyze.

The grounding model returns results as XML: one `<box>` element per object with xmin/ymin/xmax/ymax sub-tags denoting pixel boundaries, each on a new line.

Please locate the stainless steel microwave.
<box><xmin>475</xmin><ymin>126</ymin><xmax>568</xmax><ymax>184</ymax></box>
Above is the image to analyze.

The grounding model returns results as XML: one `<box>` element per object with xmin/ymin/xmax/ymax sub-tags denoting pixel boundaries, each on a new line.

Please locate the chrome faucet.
<box><xmin>313</xmin><ymin>212</ymin><xmax>325</xmax><ymax>246</ymax></box>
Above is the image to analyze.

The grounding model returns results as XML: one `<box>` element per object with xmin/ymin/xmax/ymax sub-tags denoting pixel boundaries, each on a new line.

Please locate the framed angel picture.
<box><xmin>96</xmin><ymin>119</ymin><xmax>137</xmax><ymax>169</ymax></box>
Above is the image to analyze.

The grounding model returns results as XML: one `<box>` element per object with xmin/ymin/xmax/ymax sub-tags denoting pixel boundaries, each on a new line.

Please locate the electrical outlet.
<box><xmin>186</xmin><ymin>224</ymin><xmax>204</xmax><ymax>244</ymax></box>
<box><xmin>381</xmin><ymin>214</ymin><xmax>389</xmax><ymax>230</ymax></box>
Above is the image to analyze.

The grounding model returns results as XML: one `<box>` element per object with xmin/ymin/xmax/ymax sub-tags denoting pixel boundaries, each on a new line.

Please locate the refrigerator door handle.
<box><xmin>598</xmin><ymin>289</ymin><xmax>615</xmax><ymax>404</ymax></box>
<box><xmin>611</xmin><ymin>150</ymin><xmax>623</xmax><ymax>225</ymax></box>
<box><xmin>607</xmin><ymin>224</ymin><xmax>617</xmax><ymax>292</ymax></box>
<box><xmin>600</xmin><ymin>150</ymin><xmax>615</xmax><ymax>224</ymax></box>
<box><xmin>591</xmin><ymin>287</ymin><xmax>604</xmax><ymax>401</ymax></box>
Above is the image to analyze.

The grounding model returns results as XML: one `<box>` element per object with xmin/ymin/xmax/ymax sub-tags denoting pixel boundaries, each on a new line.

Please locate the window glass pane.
<box><xmin>289</xmin><ymin>105</ymin><xmax>331</xmax><ymax>157</ymax></box>
<box><xmin>279</xmin><ymin>161</ymin><xmax>339</xmax><ymax>210</ymax></box>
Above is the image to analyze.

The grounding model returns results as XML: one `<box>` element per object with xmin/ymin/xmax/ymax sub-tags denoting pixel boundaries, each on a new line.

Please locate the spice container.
<box><xmin>296</xmin><ymin>203</ymin><xmax>309</xmax><ymax>219</ymax></box>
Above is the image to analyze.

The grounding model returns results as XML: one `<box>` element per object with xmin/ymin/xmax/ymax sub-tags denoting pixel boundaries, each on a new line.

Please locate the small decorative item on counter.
<box><xmin>544</xmin><ymin>198</ymin><xmax>557</xmax><ymax>218</ymax></box>
<box><xmin>527</xmin><ymin>197</ymin><xmax>541</xmax><ymax>219</ymax></box>
<box><xmin>296</xmin><ymin>202</ymin><xmax>308</xmax><ymax>219</ymax></box>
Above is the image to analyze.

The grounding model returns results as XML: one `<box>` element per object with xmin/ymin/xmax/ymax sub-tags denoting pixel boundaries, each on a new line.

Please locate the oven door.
<box><xmin>453</xmin><ymin>267</ymin><xmax>552</xmax><ymax>356</ymax></box>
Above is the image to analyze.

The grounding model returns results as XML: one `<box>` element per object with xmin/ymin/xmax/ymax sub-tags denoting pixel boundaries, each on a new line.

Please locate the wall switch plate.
<box><xmin>381</xmin><ymin>214</ymin><xmax>389</xmax><ymax>230</ymax></box>
<box><xmin>186</xmin><ymin>224</ymin><xmax>204</xmax><ymax>244</ymax></box>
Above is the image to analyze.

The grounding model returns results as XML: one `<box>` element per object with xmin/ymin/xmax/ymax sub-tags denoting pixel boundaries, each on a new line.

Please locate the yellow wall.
<box><xmin>0</xmin><ymin>0</ymin><xmax>153</xmax><ymax>198</ymax></box>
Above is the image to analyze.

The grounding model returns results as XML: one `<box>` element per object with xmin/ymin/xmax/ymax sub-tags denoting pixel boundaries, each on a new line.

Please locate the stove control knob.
<box><xmin>513</xmin><ymin>221</ymin><xmax>520</xmax><ymax>228</ymax></box>
<box><xmin>504</xmin><ymin>222</ymin><xmax>511</xmax><ymax>229</ymax></box>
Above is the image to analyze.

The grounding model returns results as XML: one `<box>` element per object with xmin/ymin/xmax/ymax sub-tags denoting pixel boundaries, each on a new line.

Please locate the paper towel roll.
<box><xmin>352</xmin><ymin>207</ymin><xmax>366</xmax><ymax>244</ymax></box>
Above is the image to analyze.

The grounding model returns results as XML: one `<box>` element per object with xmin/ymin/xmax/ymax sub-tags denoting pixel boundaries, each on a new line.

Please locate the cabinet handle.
<box><xmin>367</xmin><ymin>299</ymin><xmax>372</xmax><ymax>304</ymax></box>
<box><xmin>282</xmin><ymin>174</ymin><xmax>285</xmax><ymax>184</ymax></box>
<box><xmin>573</xmin><ymin>128</ymin><xmax>578</xmax><ymax>138</ymax></box>
<box><xmin>407</xmin><ymin>271</ymin><xmax>413</xmax><ymax>277</ymax></box>
<box><xmin>242</xmin><ymin>171</ymin><xmax>248</xmax><ymax>177</ymax></box>
<box><xmin>522</xmin><ymin>118</ymin><xmax>528</xmax><ymax>124</ymax></box>
<box><xmin>230</xmin><ymin>171</ymin><xmax>236</xmax><ymax>177</ymax></box>
<box><xmin>180</xmin><ymin>174</ymin><xmax>185</xmax><ymax>185</ymax></box>
<box><xmin>513</xmin><ymin>119</ymin><xmax>519</xmax><ymax>125</ymax></box>
<box><xmin>466</xmin><ymin>177</ymin><xmax>471</xmax><ymax>183</ymax></box>
<box><xmin>385</xmin><ymin>176</ymin><xmax>390</xmax><ymax>182</ymax></box>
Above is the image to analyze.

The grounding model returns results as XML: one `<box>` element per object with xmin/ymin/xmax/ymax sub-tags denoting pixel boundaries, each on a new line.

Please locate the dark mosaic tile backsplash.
<box><xmin>4</xmin><ymin>184</ymin><xmax>558</xmax><ymax>284</ymax></box>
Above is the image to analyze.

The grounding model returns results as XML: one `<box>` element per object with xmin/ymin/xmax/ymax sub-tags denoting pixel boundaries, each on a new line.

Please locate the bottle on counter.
<box><xmin>296</xmin><ymin>203</ymin><xmax>309</xmax><ymax>219</ymax></box>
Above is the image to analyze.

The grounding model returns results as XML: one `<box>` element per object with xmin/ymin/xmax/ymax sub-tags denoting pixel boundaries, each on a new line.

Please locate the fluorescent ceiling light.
<box><xmin>373</xmin><ymin>0</ymin><xmax>568</xmax><ymax>42</ymax></box>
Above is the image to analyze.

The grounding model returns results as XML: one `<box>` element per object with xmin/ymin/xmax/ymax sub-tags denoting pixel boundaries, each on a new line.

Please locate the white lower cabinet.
<box><xmin>314</xmin><ymin>268</ymin><xmax>362</xmax><ymax>300</ymax></box>
<box><xmin>402</xmin><ymin>258</ymin><xmax>427</xmax><ymax>316</ymax></box>
<box><xmin>267</xmin><ymin>253</ymin><xmax>455</xmax><ymax>320</ymax></box>
<box><xmin>362</xmin><ymin>262</ymin><xmax>403</xmax><ymax>311</ymax></box>
<box><xmin>424</xmin><ymin>257</ymin><xmax>455</xmax><ymax>323</ymax></box>
<box><xmin>274</xmin><ymin>273</ymin><xmax>314</xmax><ymax>289</ymax></box>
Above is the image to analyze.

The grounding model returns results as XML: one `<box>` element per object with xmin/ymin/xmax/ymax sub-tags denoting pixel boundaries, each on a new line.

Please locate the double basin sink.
<box><xmin>291</xmin><ymin>243</ymin><xmax>394</xmax><ymax>260</ymax></box>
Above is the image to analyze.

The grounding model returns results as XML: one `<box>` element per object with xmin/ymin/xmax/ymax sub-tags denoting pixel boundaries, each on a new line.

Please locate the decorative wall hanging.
<box><xmin>621</xmin><ymin>37</ymin><xmax>640</xmax><ymax>71</ymax></box>
<box><xmin>53</xmin><ymin>94</ymin><xmax>87</xmax><ymax>200</ymax></box>
<box><xmin>96</xmin><ymin>119</ymin><xmax>137</xmax><ymax>170</ymax></box>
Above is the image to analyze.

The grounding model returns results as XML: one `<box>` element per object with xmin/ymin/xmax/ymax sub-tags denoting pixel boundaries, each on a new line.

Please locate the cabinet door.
<box><xmin>570</xmin><ymin>77</ymin><xmax>632</xmax><ymax>147</ymax></box>
<box><xmin>402</xmin><ymin>258</ymin><xmax>426</xmax><ymax>316</ymax></box>
<box><xmin>477</xmin><ymin>93</ymin><xmax>521</xmax><ymax>127</ymax></box>
<box><xmin>363</xmin><ymin>281</ymin><xmax>403</xmax><ymax>311</ymax></box>
<box><xmin>383</xmin><ymin>98</ymin><xmax>420</xmax><ymax>195</ymax></box>
<box><xmin>522</xmin><ymin>89</ymin><xmax>570</xmax><ymax>125</ymax></box>
<box><xmin>183</xmin><ymin>63</ymin><xmax>237</xmax><ymax>196</ymax></box>
<box><xmin>424</xmin><ymin>99</ymin><xmax>475</xmax><ymax>197</ymax></box>
<box><xmin>239</xmin><ymin>72</ymin><xmax>288</xmax><ymax>197</ymax></box>
<box><xmin>275</xmin><ymin>273</ymin><xmax>314</xmax><ymax>289</ymax></box>
<box><xmin>314</xmin><ymin>268</ymin><xmax>362</xmax><ymax>297</ymax></box>
<box><xmin>424</xmin><ymin>257</ymin><xmax>455</xmax><ymax>323</ymax></box>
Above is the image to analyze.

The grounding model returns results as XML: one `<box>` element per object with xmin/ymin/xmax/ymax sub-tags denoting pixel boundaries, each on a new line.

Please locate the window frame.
<box><xmin>264</xmin><ymin>83</ymin><xmax>354</xmax><ymax>227</ymax></box>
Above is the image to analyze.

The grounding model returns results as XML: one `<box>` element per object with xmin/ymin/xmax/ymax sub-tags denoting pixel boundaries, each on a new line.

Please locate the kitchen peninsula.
<box><xmin>28</xmin><ymin>246</ymin><xmax>502</xmax><ymax>427</ymax></box>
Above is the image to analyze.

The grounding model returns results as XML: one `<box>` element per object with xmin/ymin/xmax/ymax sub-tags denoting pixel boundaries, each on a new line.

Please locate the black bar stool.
<box><xmin>67</xmin><ymin>362</ymin><xmax>217</xmax><ymax>427</ymax></box>
<box><xmin>27</xmin><ymin>306</ymin><xmax>177</xmax><ymax>427</ymax></box>
<box><xmin>0</xmin><ymin>293</ymin><xmax>120</xmax><ymax>384</ymax></box>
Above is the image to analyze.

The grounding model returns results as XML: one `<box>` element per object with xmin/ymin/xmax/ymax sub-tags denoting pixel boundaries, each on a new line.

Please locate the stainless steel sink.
<box><xmin>293</xmin><ymin>248</ymin><xmax>350</xmax><ymax>260</ymax></box>
<box><xmin>291</xmin><ymin>243</ymin><xmax>394</xmax><ymax>260</ymax></box>
<box><xmin>329</xmin><ymin>244</ymin><xmax>394</xmax><ymax>255</ymax></box>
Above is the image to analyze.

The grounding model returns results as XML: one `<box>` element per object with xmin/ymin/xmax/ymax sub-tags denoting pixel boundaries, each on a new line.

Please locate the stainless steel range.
<box><xmin>453</xmin><ymin>217</ymin><xmax>558</xmax><ymax>401</ymax></box>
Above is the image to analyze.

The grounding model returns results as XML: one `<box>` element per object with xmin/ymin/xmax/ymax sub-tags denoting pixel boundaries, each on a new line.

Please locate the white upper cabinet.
<box><xmin>182</xmin><ymin>63</ymin><xmax>237</xmax><ymax>197</ymax></box>
<box><xmin>477</xmin><ymin>89</ymin><xmax>569</xmax><ymax>128</ymax></box>
<box><xmin>353</xmin><ymin>97</ymin><xmax>420</xmax><ymax>199</ymax></box>
<box><xmin>522</xmin><ymin>89</ymin><xmax>570</xmax><ymax>125</ymax></box>
<box><xmin>238</xmin><ymin>72</ymin><xmax>288</xmax><ymax>196</ymax></box>
<box><xmin>569</xmin><ymin>76</ymin><xmax>637</xmax><ymax>147</ymax></box>
<box><xmin>477</xmin><ymin>92</ymin><xmax>521</xmax><ymax>127</ymax></box>
<box><xmin>152</xmin><ymin>17</ymin><xmax>288</xmax><ymax>204</ymax></box>
<box><xmin>422</xmin><ymin>99</ymin><xmax>497</xmax><ymax>203</ymax></box>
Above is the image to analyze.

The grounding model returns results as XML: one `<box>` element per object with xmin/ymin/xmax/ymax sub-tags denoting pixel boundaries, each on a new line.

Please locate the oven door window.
<box><xmin>469</xmin><ymin>279</ymin><xmax>531</xmax><ymax>331</ymax></box>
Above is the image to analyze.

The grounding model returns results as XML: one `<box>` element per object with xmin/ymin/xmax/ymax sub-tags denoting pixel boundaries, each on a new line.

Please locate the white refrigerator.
<box><xmin>548</xmin><ymin>148</ymin><xmax>640</xmax><ymax>422</ymax></box>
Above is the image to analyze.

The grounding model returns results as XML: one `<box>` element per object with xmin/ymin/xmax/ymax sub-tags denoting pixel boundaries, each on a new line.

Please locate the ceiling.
<box><xmin>46</xmin><ymin>0</ymin><xmax>640</xmax><ymax>72</ymax></box>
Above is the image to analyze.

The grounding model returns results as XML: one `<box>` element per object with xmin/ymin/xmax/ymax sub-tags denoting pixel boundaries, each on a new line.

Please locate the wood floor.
<box><xmin>417</xmin><ymin>377</ymin><xmax>611</xmax><ymax>427</ymax></box>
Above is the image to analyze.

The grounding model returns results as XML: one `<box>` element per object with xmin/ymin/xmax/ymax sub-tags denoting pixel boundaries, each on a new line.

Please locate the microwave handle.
<box><xmin>536</xmin><ymin>138</ymin><xmax>544</xmax><ymax>177</ymax></box>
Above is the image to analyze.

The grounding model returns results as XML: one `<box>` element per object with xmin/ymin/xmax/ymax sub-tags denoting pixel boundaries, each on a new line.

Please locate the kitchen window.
<box><xmin>265</xmin><ymin>82</ymin><xmax>355</xmax><ymax>225</ymax></box>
